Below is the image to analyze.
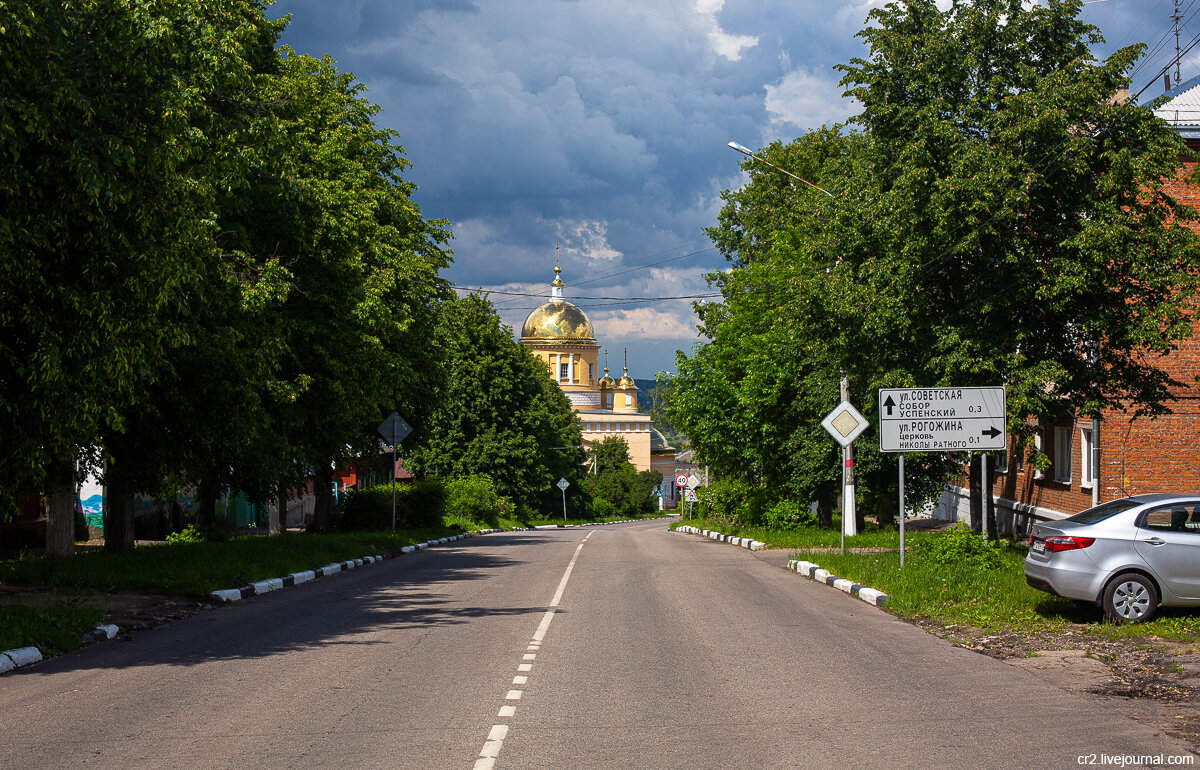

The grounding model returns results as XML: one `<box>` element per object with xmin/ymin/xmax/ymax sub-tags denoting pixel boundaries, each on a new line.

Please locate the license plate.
<box><xmin>1031</xmin><ymin>540</ymin><xmax>1045</xmax><ymax>554</ymax></box>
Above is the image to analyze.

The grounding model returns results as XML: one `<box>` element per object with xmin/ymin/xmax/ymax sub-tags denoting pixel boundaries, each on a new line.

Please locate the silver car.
<box><xmin>1025</xmin><ymin>493</ymin><xmax>1200</xmax><ymax>623</ymax></box>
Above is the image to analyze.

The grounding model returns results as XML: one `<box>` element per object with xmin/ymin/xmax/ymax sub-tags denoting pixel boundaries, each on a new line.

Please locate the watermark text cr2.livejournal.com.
<box><xmin>1078</xmin><ymin>755</ymin><xmax>1195</xmax><ymax>767</ymax></box>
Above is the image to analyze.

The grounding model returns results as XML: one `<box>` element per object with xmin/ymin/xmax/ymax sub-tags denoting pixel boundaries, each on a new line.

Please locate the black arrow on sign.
<box><xmin>981</xmin><ymin>426</ymin><xmax>1001</xmax><ymax>439</ymax></box>
<box><xmin>883</xmin><ymin>395</ymin><xmax>896</xmax><ymax>416</ymax></box>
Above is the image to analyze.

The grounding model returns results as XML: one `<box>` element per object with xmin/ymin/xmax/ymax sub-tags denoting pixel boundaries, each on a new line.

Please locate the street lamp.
<box><xmin>727</xmin><ymin>140</ymin><xmax>858</xmax><ymax>541</ymax></box>
<box><xmin>727</xmin><ymin>142</ymin><xmax>834</xmax><ymax>198</ymax></box>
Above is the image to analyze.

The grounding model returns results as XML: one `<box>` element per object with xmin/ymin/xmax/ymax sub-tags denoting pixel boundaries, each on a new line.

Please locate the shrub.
<box><xmin>338</xmin><ymin>479</ymin><xmax>447</xmax><ymax>531</ymax></box>
<box><xmin>165</xmin><ymin>525</ymin><xmax>203</xmax><ymax>544</ymax></box>
<box><xmin>590</xmin><ymin>497</ymin><xmax>616</xmax><ymax>520</ymax></box>
<box><xmin>696</xmin><ymin>479</ymin><xmax>767</xmax><ymax>527</ymax></box>
<box><xmin>444</xmin><ymin>475</ymin><xmax>509</xmax><ymax>529</ymax></box>
<box><xmin>760</xmin><ymin>499</ymin><xmax>816</xmax><ymax>531</ymax></box>
<box><xmin>917</xmin><ymin>523</ymin><xmax>1003</xmax><ymax>570</ymax></box>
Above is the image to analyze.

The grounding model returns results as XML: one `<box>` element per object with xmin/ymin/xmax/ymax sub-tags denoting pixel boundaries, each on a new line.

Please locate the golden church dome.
<box><xmin>616</xmin><ymin>371</ymin><xmax>636</xmax><ymax>389</ymax></box>
<box><xmin>520</xmin><ymin>300</ymin><xmax>595</xmax><ymax>343</ymax></box>
<box><xmin>520</xmin><ymin>263</ymin><xmax>596</xmax><ymax>343</ymax></box>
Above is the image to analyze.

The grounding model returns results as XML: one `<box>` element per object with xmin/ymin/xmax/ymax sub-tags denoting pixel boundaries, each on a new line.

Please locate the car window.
<box><xmin>1067</xmin><ymin>498</ymin><xmax>1143</xmax><ymax>524</ymax></box>
<box><xmin>1140</xmin><ymin>504</ymin><xmax>1200</xmax><ymax>533</ymax></box>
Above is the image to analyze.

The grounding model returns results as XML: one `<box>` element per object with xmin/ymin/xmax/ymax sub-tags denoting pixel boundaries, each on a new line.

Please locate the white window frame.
<box><xmin>1032</xmin><ymin>430</ymin><xmax>1043</xmax><ymax>479</ymax></box>
<box><xmin>1053</xmin><ymin>425</ymin><xmax>1072</xmax><ymax>483</ymax></box>
<box><xmin>1079</xmin><ymin>426</ymin><xmax>1094</xmax><ymax>489</ymax></box>
<box><xmin>994</xmin><ymin>448</ymin><xmax>1008</xmax><ymax>474</ymax></box>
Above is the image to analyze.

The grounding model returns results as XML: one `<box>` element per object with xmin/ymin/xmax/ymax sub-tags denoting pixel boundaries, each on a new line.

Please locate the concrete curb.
<box><xmin>674</xmin><ymin>524</ymin><xmax>766</xmax><ymax>551</ymax></box>
<box><xmin>1</xmin><ymin>622</ymin><xmax>122</xmax><ymax>675</ymax></box>
<box><xmin>787</xmin><ymin>559</ymin><xmax>890</xmax><ymax>608</ymax></box>
<box><xmin>671</xmin><ymin>524</ymin><xmax>890</xmax><ymax>609</ymax></box>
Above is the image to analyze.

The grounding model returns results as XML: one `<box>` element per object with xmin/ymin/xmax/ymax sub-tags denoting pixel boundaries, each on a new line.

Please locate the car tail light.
<box><xmin>1043</xmin><ymin>536</ymin><xmax>1095</xmax><ymax>552</ymax></box>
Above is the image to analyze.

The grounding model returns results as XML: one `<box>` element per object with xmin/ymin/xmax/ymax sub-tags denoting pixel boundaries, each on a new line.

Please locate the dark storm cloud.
<box><xmin>267</xmin><ymin>0</ymin><xmax>1186</xmax><ymax>375</ymax></box>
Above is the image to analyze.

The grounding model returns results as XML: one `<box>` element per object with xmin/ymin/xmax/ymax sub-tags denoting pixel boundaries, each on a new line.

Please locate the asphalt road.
<box><xmin>1</xmin><ymin>520</ymin><xmax>1194</xmax><ymax>769</ymax></box>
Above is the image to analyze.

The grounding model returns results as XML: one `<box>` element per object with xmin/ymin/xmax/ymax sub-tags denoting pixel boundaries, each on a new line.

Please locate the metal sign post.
<box><xmin>377</xmin><ymin>412</ymin><xmax>413</xmax><ymax>531</ymax></box>
<box><xmin>557</xmin><ymin>477</ymin><xmax>570</xmax><ymax>521</ymax></box>
<box><xmin>899</xmin><ymin>453</ymin><xmax>905</xmax><ymax>568</ymax></box>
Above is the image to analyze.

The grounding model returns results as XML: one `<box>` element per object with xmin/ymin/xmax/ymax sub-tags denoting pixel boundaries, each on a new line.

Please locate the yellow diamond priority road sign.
<box><xmin>821</xmin><ymin>400</ymin><xmax>870</xmax><ymax>447</ymax></box>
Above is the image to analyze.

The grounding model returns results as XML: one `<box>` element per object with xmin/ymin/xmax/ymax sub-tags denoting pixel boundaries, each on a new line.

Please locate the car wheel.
<box><xmin>1102</xmin><ymin>573</ymin><xmax>1159</xmax><ymax>624</ymax></box>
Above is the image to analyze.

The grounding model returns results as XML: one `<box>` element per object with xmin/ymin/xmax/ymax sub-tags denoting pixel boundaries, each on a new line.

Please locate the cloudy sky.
<box><xmin>268</xmin><ymin>0</ymin><xmax>1195</xmax><ymax>378</ymax></box>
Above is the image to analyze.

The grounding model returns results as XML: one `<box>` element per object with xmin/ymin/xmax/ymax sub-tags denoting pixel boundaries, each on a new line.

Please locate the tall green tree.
<box><xmin>258</xmin><ymin>51</ymin><xmax>452</xmax><ymax>531</ymax></box>
<box><xmin>838</xmin><ymin>0</ymin><xmax>1200</xmax><ymax>424</ymax></box>
<box><xmin>670</xmin><ymin>0</ymin><xmax>1200</xmax><ymax>525</ymax></box>
<box><xmin>583</xmin><ymin>436</ymin><xmax>662</xmax><ymax>518</ymax></box>
<box><xmin>0</xmin><ymin>0</ymin><xmax>281</xmax><ymax>551</ymax></box>
<box><xmin>405</xmin><ymin>294</ymin><xmax>586</xmax><ymax>516</ymax></box>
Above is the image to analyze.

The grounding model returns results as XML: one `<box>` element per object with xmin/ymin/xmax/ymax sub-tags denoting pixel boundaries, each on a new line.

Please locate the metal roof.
<box><xmin>1153</xmin><ymin>73</ymin><xmax>1200</xmax><ymax>137</ymax></box>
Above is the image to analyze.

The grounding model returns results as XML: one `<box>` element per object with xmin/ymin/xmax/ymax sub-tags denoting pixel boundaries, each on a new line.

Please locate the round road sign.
<box><xmin>675</xmin><ymin>473</ymin><xmax>688</xmax><ymax>488</ymax></box>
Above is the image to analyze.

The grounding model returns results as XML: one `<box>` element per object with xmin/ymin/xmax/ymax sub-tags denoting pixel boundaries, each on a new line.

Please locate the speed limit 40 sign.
<box><xmin>675</xmin><ymin>473</ymin><xmax>689</xmax><ymax>488</ymax></box>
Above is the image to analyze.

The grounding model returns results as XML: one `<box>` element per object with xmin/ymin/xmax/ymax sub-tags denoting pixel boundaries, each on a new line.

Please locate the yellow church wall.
<box><xmin>580</xmin><ymin>415</ymin><xmax>652</xmax><ymax>472</ymax></box>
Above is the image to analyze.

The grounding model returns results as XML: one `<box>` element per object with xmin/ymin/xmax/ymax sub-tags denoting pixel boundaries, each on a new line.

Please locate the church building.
<box><xmin>519</xmin><ymin>261</ymin><xmax>672</xmax><ymax>475</ymax></box>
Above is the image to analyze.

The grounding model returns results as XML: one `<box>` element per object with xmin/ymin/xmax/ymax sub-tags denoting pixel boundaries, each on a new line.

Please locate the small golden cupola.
<box><xmin>613</xmin><ymin>348</ymin><xmax>638</xmax><ymax>413</ymax></box>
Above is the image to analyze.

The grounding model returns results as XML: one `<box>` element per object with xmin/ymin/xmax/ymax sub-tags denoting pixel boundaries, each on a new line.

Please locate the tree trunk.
<box><xmin>968</xmin><ymin>453</ymin><xmax>982</xmax><ymax>533</ymax></box>
<box><xmin>44</xmin><ymin>461</ymin><xmax>76</xmax><ymax>557</ymax></box>
<box><xmin>875</xmin><ymin>483</ymin><xmax>896</xmax><ymax>529</ymax></box>
<box><xmin>103</xmin><ymin>460</ymin><xmax>136</xmax><ymax>553</ymax></box>
<box><xmin>309</xmin><ymin>464</ymin><xmax>333</xmax><ymax>532</ymax></box>
<box><xmin>195</xmin><ymin>479</ymin><xmax>219</xmax><ymax>531</ymax></box>
<box><xmin>817</xmin><ymin>485</ymin><xmax>834</xmax><ymax>529</ymax></box>
<box><xmin>269</xmin><ymin>487</ymin><xmax>286</xmax><ymax>535</ymax></box>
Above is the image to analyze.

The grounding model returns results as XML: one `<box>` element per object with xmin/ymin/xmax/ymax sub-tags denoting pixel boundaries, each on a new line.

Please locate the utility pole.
<box><xmin>1175</xmin><ymin>0</ymin><xmax>1184</xmax><ymax>88</ymax></box>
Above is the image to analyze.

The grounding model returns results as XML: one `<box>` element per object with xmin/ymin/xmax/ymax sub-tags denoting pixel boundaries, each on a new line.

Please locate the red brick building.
<box><xmin>937</xmin><ymin>78</ymin><xmax>1200</xmax><ymax>529</ymax></box>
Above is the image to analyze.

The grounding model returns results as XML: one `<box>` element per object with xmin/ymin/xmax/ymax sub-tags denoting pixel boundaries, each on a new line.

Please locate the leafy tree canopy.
<box><xmin>668</xmin><ymin>0</ymin><xmax>1200</xmax><ymax>518</ymax></box>
<box><xmin>405</xmin><ymin>293</ymin><xmax>586</xmax><ymax>515</ymax></box>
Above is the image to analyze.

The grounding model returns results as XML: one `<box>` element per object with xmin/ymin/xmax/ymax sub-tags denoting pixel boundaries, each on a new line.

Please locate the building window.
<box><xmin>1033</xmin><ymin>430</ymin><xmax>1044</xmax><ymax>479</ymax></box>
<box><xmin>1079</xmin><ymin>426</ymin><xmax>1094</xmax><ymax>488</ymax></box>
<box><xmin>625</xmin><ymin>394</ymin><xmax>632</xmax><ymax>408</ymax></box>
<box><xmin>994</xmin><ymin>448</ymin><xmax>1008</xmax><ymax>474</ymax></box>
<box><xmin>1053</xmin><ymin>426</ymin><xmax>1072</xmax><ymax>483</ymax></box>
<box><xmin>589</xmin><ymin>363</ymin><xmax>594</xmax><ymax>382</ymax></box>
<box><xmin>559</xmin><ymin>362</ymin><xmax>568</xmax><ymax>381</ymax></box>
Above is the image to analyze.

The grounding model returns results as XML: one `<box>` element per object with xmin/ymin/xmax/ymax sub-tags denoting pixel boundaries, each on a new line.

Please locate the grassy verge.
<box><xmin>813</xmin><ymin>538</ymin><xmax>1200</xmax><ymax>643</ymax></box>
<box><xmin>671</xmin><ymin>513</ymin><xmax>935</xmax><ymax>550</ymax></box>
<box><xmin>0</xmin><ymin>599</ymin><xmax>107</xmax><ymax>656</ymax></box>
<box><xmin>677</xmin><ymin>517</ymin><xmax>1200</xmax><ymax>643</ymax></box>
<box><xmin>0</xmin><ymin>527</ymin><xmax>463</xmax><ymax>655</ymax></box>
<box><xmin>0</xmin><ymin>529</ymin><xmax>459</xmax><ymax>597</ymax></box>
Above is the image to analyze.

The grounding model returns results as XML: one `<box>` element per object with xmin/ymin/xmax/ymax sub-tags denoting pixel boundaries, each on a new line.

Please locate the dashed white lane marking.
<box><xmin>474</xmin><ymin>531</ymin><xmax>593</xmax><ymax>768</ymax></box>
